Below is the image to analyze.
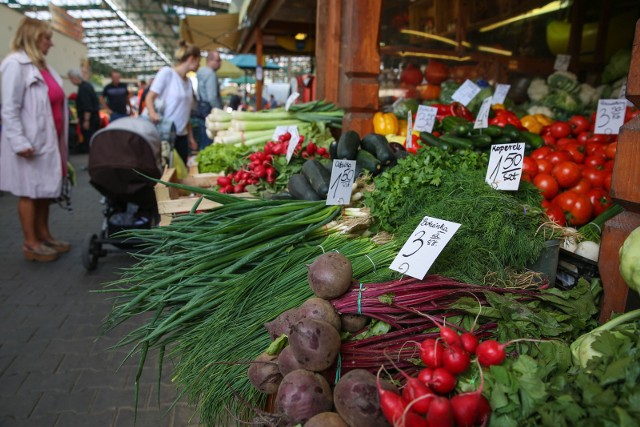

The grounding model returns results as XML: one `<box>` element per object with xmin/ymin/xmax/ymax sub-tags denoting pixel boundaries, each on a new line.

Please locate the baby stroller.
<box><xmin>82</xmin><ymin>117</ymin><xmax>172</xmax><ymax>270</ymax></box>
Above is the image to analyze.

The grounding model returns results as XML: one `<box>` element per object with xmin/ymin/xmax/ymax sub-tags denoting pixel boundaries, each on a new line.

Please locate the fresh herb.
<box><xmin>196</xmin><ymin>143</ymin><xmax>250</xmax><ymax>174</ymax></box>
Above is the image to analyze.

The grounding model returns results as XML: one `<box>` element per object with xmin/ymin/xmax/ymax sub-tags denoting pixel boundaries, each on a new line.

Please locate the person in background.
<box><xmin>67</xmin><ymin>68</ymin><xmax>100</xmax><ymax>151</ymax></box>
<box><xmin>0</xmin><ymin>17</ymin><xmax>70</xmax><ymax>262</ymax></box>
<box><xmin>269</xmin><ymin>94</ymin><xmax>278</xmax><ymax>109</ymax></box>
<box><xmin>145</xmin><ymin>40</ymin><xmax>200</xmax><ymax>164</ymax></box>
<box><xmin>100</xmin><ymin>70</ymin><xmax>129</xmax><ymax>122</ymax></box>
<box><xmin>136</xmin><ymin>79</ymin><xmax>146</xmax><ymax>115</ymax></box>
<box><xmin>138</xmin><ymin>77</ymin><xmax>153</xmax><ymax>115</ymax></box>
<box><xmin>195</xmin><ymin>50</ymin><xmax>222</xmax><ymax>150</ymax></box>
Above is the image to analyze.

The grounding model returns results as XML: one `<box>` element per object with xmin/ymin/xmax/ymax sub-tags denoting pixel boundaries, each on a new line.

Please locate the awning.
<box><xmin>198</xmin><ymin>57</ymin><xmax>244</xmax><ymax>78</ymax></box>
<box><xmin>180</xmin><ymin>13</ymin><xmax>240</xmax><ymax>52</ymax></box>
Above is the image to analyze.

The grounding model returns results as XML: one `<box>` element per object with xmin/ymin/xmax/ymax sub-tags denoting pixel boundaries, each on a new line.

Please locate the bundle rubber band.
<box><xmin>334</xmin><ymin>352</ymin><xmax>342</xmax><ymax>384</ymax></box>
<box><xmin>357</xmin><ymin>282</ymin><xmax>364</xmax><ymax>315</ymax></box>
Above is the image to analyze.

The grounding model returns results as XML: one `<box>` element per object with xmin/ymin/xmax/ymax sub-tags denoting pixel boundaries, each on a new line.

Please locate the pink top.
<box><xmin>40</xmin><ymin>68</ymin><xmax>65</xmax><ymax>139</ymax></box>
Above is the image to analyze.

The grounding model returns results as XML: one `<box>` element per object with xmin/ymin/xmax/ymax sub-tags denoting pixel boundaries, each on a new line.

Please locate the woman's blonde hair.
<box><xmin>174</xmin><ymin>40</ymin><xmax>201</xmax><ymax>64</ymax></box>
<box><xmin>11</xmin><ymin>17</ymin><xmax>52</xmax><ymax>69</ymax></box>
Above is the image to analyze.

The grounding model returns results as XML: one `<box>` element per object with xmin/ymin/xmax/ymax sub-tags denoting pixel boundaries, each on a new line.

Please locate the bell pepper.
<box><xmin>450</xmin><ymin>102</ymin><xmax>474</xmax><ymax>121</ymax></box>
<box><xmin>533</xmin><ymin>113</ymin><xmax>553</xmax><ymax>126</ymax></box>
<box><xmin>397</xmin><ymin>119</ymin><xmax>408</xmax><ymax>136</ymax></box>
<box><xmin>492</xmin><ymin>103</ymin><xmax>506</xmax><ymax>111</ymax></box>
<box><xmin>490</xmin><ymin>109</ymin><xmax>523</xmax><ymax>129</ymax></box>
<box><xmin>373</xmin><ymin>112</ymin><xmax>399</xmax><ymax>135</ymax></box>
<box><xmin>404</xmin><ymin>133</ymin><xmax>421</xmax><ymax>154</ymax></box>
<box><xmin>520</xmin><ymin>115</ymin><xmax>544</xmax><ymax>134</ymax></box>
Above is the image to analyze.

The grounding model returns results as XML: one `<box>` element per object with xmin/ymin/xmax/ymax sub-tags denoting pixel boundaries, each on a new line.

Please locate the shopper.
<box><xmin>145</xmin><ymin>40</ymin><xmax>200</xmax><ymax>164</ymax></box>
<box><xmin>195</xmin><ymin>50</ymin><xmax>222</xmax><ymax>150</ymax></box>
<box><xmin>136</xmin><ymin>79</ymin><xmax>146</xmax><ymax>115</ymax></box>
<box><xmin>0</xmin><ymin>17</ymin><xmax>70</xmax><ymax>262</ymax></box>
<box><xmin>269</xmin><ymin>94</ymin><xmax>278</xmax><ymax>109</ymax></box>
<box><xmin>100</xmin><ymin>70</ymin><xmax>130</xmax><ymax>122</ymax></box>
<box><xmin>67</xmin><ymin>68</ymin><xmax>100</xmax><ymax>151</ymax></box>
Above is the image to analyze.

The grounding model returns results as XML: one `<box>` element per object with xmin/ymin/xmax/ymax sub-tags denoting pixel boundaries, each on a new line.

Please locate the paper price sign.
<box><xmin>473</xmin><ymin>96</ymin><xmax>492</xmax><ymax>129</ymax></box>
<box><xmin>554</xmin><ymin>54</ymin><xmax>571</xmax><ymax>71</ymax></box>
<box><xmin>406</xmin><ymin>112</ymin><xmax>413</xmax><ymax>149</ymax></box>
<box><xmin>326</xmin><ymin>160</ymin><xmax>356</xmax><ymax>205</ymax></box>
<box><xmin>272</xmin><ymin>125</ymin><xmax>289</xmax><ymax>141</ymax></box>
<box><xmin>413</xmin><ymin>105</ymin><xmax>438</xmax><ymax>133</ymax></box>
<box><xmin>285</xmin><ymin>126</ymin><xmax>300</xmax><ymax>163</ymax></box>
<box><xmin>485</xmin><ymin>143</ymin><xmax>525</xmax><ymax>191</ymax></box>
<box><xmin>594</xmin><ymin>99</ymin><xmax>626</xmax><ymax>135</ymax></box>
<box><xmin>492</xmin><ymin>84</ymin><xmax>510</xmax><ymax>105</ymax></box>
<box><xmin>389</xmin><ymin>216</ymin><xmax>461</xmax><ymax>279</ymax></box>
<box><xmin>285</xmin><ymin>92</ymin><xmax>300</xmax><ymax>111</ymax></box>
<box><xmin>451</xmin><ymin>79</ymin><xmax>481</xmax><ymax>107</ymax></box>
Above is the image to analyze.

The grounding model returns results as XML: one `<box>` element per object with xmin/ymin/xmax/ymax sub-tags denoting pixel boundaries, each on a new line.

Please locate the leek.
<box><xmin>231</xmin><ymin>119</ymin><xmax>303</xmax><ymax>131</ymax></box>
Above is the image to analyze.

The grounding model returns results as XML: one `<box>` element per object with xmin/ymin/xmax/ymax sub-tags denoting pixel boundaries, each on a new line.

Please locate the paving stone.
<box><xmin>55</xmin><ymin>410</ymin><xmax>115</xmax><ymax>427</ymax></box>
<box><xmin>19</xmin><ymin>370</ymin><xmax>80</xmax><ymax>394</ymax></box>
<box><xmin>2</xmin><ymin>414</ymin><xmax>59</xmax><ymax>427</ymax></box>
<box><xmin>0</xmin><ymin>392</ymin><xmax>42</xmax><ymax>419</ymax></box>
<box><xmin>0</xmin><ymin>372</ymin><xmax>28</xmax><ymax>395</ymax></box>
<box><xmin>31</xmin><ymin>389</ymin><xmax>96</xmax><ymax>416</ymax></box>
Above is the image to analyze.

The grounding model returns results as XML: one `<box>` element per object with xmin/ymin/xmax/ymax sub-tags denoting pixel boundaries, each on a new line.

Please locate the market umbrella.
<box><xmin>198</xmin><ymin>58</ymin><xmax>243</xmax><ymax>78</ymax></box>
<box><xmin>230</xmin><ymin>76</ymin><xmax>256</xmax><ymax>85</ymax></box>
<box><xmin>228</xmin><ymin>54</ymin><xmax>281</xmax><ymax>70</ymax></box>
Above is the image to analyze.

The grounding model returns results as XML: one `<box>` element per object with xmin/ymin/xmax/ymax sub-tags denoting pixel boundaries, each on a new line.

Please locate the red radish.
<box><xmin>376</xmin><ymin>367</ymin><xmax>427</xmax><ymax>427</ymax></box>
<box><xmin>460</xmin><ymin>332</ymin><xmax>479</xmax><ymax>355</ymax></box>
<box><xmin>442</xmin><ymin>345</ymin><xmax>471</xmax><ymax>375</ymax></box>
<box><xmin>385</xmin><ymin>351</ymin><xmax>434</xmax><ymax>414</ymax></box>
<box><xmin>451</xmin><ymin>359</ymin><xmax>491</xmax><ymax>427</ymax></box>
<box><xmin>411</xmin><ymin>309</ymin><xmax>461</xmax><ymax>347</ymax></box>
<box><xmin>419</xmin><ymin>338</ymin><xmax>444</xmax><ymax>368</ymax></box>
<box><xmin>429</xmin><ymin>368</ymin><xmax>457</xmax><ymax>395</ymax></box>
<box><xmin>426</xmin><ymin>396</ymin><xmax>454</xmax><ymax>427</ymax></box>
<box><xmin>476</xmin><ymin>338</ymin><xmax>544</xmax><ymax>367</ymax></box>
<box><xmin>417</xmin><ymin>367</ymin><xmax>433</xmax><ymax>384</ymax></box>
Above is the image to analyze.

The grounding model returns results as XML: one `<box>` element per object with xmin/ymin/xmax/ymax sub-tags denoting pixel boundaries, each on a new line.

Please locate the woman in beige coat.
<box><xmin>0</xmin><ymin>18</ymin><xmax>69</xmax><ymax>262</ymax></box>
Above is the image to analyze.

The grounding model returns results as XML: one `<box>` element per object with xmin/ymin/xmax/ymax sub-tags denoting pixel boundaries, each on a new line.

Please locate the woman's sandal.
<box><xmin>44</xmin><ymin>239</ymin><xmax>71</xmax><ymax>253</ymax></box>
<box><xmin>23</xmin><ymin>243</ymin><xmax>59</xmax><ymax>262</ymax></box>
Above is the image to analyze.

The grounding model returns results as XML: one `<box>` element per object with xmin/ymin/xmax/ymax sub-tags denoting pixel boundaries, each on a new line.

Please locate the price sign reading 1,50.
<box><xmin>485</xmin><ymin>143</ymin><xmax>525</xmax><ymax>191</ymax></box>
<box><xmin>389</xmin><ymin>216</ymin><xmax>461</xmax><ymax>279</ymax></box>
<box><xmin>326</xmin><ymin>160</ymin><xmax>356</xmax><ymax>206</ymax></box>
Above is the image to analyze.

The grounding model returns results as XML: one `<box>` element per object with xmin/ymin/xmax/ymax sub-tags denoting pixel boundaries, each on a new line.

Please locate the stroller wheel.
<box><xmin>82</xmin><ymin>234</ymin><xmax>100</xmax><ymax>271</ymax></box>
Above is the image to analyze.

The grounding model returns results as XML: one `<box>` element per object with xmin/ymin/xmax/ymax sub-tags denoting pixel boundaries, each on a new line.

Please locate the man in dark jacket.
<box><xmin>68</xmin><ymin>68</ymin><xmax>100</xmax><ymax>152</ymax></box>
<box><xmin>100</xmin><ymin>70</ymin><xmax>130</xmax><ymax>122</ymax></box>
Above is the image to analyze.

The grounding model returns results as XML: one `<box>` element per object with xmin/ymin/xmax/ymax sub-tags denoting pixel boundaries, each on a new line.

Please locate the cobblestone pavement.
<box><xmin>0</xmin><ymin>154</ymin><xmax>200</xmax><ymax>427</ymax></box>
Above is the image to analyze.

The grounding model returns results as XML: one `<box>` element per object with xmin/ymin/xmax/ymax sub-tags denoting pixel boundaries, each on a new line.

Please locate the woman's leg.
<box><xmin>18</xmin><ymin>197</ymin><xmax>39</xmax><ymax>246</ymax></box>
<box><xmin>34</xmin><ymin>198</ymin><xmax>53</xmax><ymax>242</ymax></box>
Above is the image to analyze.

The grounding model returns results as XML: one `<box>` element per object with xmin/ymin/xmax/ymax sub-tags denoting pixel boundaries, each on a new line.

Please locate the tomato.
<box><xmin>531</xmin><ymin>146</ymin><xmax>554</xmax><ymax>160</ymax></box>
<box><xmin>536</xmin><ymin>158</ymin><xmax>553</xmax><ymax>174</ymax></box>
<box><xmin>605</xmin><ymin>142</ymin><xmax>617</xmax><ymax>160</ymax></box>
<box><xmin>556</xmin><ymin>137</ymin><xmax>576</xmax><ymax>147</ymax></box>
<box><xmin>586</xmin><ymin>188</ymin><xmax>613</xmax><ymax>216</ymax></box>
<box><xmin>577</xmin><ymin>131</ymin><xmax>592</xmax><ymax>145</ymax></box>
<box><xmin>570</xmin><ymin>178</ymin><xmax>592</xmax><ymax>194</ymax></box>
<box><xmin>582</xmin><ymin>167</ymin><xmax>606</xmax><ymax>188</ymax></box>
<box><xmin>586</xmin><ymin>141</ymin><xmax>605</xmax><ymax>155</ymax></box>
<box><xmin>561</xmin><ymin>142</ymin><xmax>586</xmax><ymax>164</ymax></box>
<box><xmin>552</xmin><ymin>161</ymin><xmax>581</xmax><ymax>188</ymax></box>
<box><xmin>624</xmin><ymin>106</ymin><xmax>640</xmax><ymax>123</ymax></box>
<box><xmin>550</xmin><ymin>121</ymin><xmax>572</xmax><ymax>138</ymax></box>
<box><xmin>603</xmin><ymin>160</ymin><xmax>615</xmax><ymax>172</ymax></box>
<box><xmin>588</xmin><ymin>134</ymin><xmax>610</xmax><ymax>144</ymax></box>
<box><xmin>546</xmin><ymin>150</ymin><xmax>572</xmax><ymax>165</ymax></box>
<box><xmin>569</xmin><ymin>115</ymin><xmax>591</xmax><ymax>135</ymax></box>
<box><xmin>584</xmin><ymin>153</ymin><xmax>607</xmax><ymax>169</ymax></box>
<box><xmin>554</xmin><ymin>190</ymin><xmax>593</xmax><ymax>226</ymax></box>
<box><xmin>523</xmin><ymin>157</ymin><xmax>539</xmax><ymax>178</ymax></box>
<box><xmin>542</xmin><ymin>134</ymin><xmax>556</xmax><ymax>146</ymax></box>
<box><xmin>521</xmin><ymin>173</ymin><xmax>532</xmax><ymax>183</ymax></box>
<box><xmin>603</xmin><ymin>172</ymin><xmax>612</xmax><ymax>192</ymax></box>
<box><xmin>533</xmin><ymin>173</ymin><xmax>559</xmax><ymax>200</ymax></box>
<box><xmin>541</xmin><ymin>199</ymin><xmax>551</xmax><ymax>209</ymax></box>
<box><xmin>545</xmin><ymin>204</ymin><xmax>567</xmax><ymax>226</ymax></box>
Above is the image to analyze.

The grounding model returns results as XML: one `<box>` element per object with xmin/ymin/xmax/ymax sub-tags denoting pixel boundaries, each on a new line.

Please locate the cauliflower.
<box><xmin>527</xmin><ymin>78</ymin><xmax>549</xmax><ymax>102</ymax></box>
<box><xmin>527</xmin><ymin>105</ymin><xmax>554</xmax><ymax>117</ymax></box>
<box><xmin>578</xmin><ymin>83</ymin><xmax>597</xmax><ymax>107</ymax></box>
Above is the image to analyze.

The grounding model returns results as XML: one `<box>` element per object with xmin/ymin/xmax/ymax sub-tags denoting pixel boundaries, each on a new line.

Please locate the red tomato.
<box><xmin>521</xmin><ymin>173</ymin><xmax>532</xmax><ymax>183</ymax></box>
<box><xmin>570</xmin><ymin>178</ymin><xmax>592</xmax><ymax>194</ymax></box>
<box><xmin>569</xmin><ymin>115</ymin><xmax>591</xmax><ymax>135</ymax></box>
<box><xmin>531</xmin><ymin>146</ymin><xmax>554</xmax><ymax>160</ymax></box>
<box><xmin>542</xmin><ymin>134</ymin><xmax>556</xmax><ymax>146</ymax></box>
<box><xmin>586</xmin><ymin>188</ymin><xmax>613</xmax><ymax>216</ymax></box>
<box><xmin>603</xmin><ymin>172</ymin><xmax>612</xmax><ymax>192</ymax></box>
<box><xmin>541</xmin><ymin>199</ymin><xmax>551</xmax><ymax>209</ymax></box>
<box><xmin>588</xmin><ymin>134</ymin><xmax>610</xmax><ymax>144</ymax></box>
<box><xmin>546</xmin><ymin>150</ymin><xmax>572</xmax><ymax>165</ymax></box>
<box><xmin>554</xmin><ymin>190</ymin><xmax>593</xmax><ymax>226</ymax></box>
<box><xmin>550</xmin><ymin>121</ymin><xmax>572</xmax><ymax>138</ymax></box>
<box><xmin>577</xmin><ymin>131</ymin><xmax>592</xmax><ymax>145</ymax></box>
<box><xmin>561</xmin><ymin>142</ymin><xmax>586</xmax><ymax>164</ymax></box>
<box><xmin>545</xmin><ymin>204</ymin><xmax>567</xmax><ymax>226</ymax></box>
<box><xmin>533</xmin><ymin>173</ymin><xmax>559</xmax><ymax>200</ymax></box>
<box><xmin>556</xmin><ymin>137</ymin><xmax>576</xmax><ymax>147</ymax></box>
<box><xmin>552</xmin><ymin>161</ymin><xmax>582</xmax><ymax>188</ymax></box>
<box><xmin>523</xmin><ymin>157</ymin><xmax>539</xmax><ymax>178</ymax></box>
<box><xmin>582</xmin><ymin>167</ymin><xmax>606</xmax><ymax>188</ymax></box>
<box><xmin>536</xmin><ymin>158</ymin><xmax>553</xmax><ymax>174</ymax></box>
<box><xmin>605</xmin><ymin>142</ymin><xmax>617</xmax><ymax>160</ymax></box>
<box><xmin>584</xmin><ymin>153</ymin><xmax>607</xmax><ymax>169</ymax></box>
<box><xmin>625</xmin><ymin>107</ymin><xmax>640</xmax><ymax>123</ymax></box>
<box><xmin>604</xmin><ymin>160</ymin><xmax>615</xmax><ymax>172</ymax></box>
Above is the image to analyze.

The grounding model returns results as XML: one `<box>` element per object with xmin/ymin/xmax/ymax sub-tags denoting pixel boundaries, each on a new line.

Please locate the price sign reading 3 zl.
<box><xmin>390</xmin><ymin>217</ymin><xmax>461</xmax><ymax>279</ymax></box>
<box><xmin>413</xmin><ymin>105</ymin><xmax>438</xmax><ymax>133</ymax></box>
<box><xmin>594</xmin><ymin>99</ymin><xmax>626</xmax><ymax>135</ymax></box>
<box><xmin>485</xmin><ymin>143</ymin><xmax>525</xmax><ymax>191</ymax></box>
<box><xmin>326</xmin><ymin>160</ymin><xmax>356</xmax><ymax>205</ymax></box>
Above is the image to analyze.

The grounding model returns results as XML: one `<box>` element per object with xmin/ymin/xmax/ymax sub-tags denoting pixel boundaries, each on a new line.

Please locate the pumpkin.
<box><xmin>400</xmin><ymin>63</ymin><xmax>423</xmax><ymax>86</ymax></box>
<box><xmin>424</xmin><ymin>60</ymin><xmax>449</xmax><ymax>84</ymax></box>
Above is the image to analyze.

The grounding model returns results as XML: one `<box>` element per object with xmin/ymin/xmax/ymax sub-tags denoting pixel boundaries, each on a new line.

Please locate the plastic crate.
<box><xmin>555</xmin><ymin>248</ymin><xmax>600</xmax><ymax>289</ymax></box>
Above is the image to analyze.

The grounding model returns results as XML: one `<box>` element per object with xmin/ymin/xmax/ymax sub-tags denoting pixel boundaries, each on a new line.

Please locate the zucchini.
<box><xmin>519</xmin><ymin>131</ymin><xmax>544</xmax><ymax>149</ymax></box>
<box><xmin>469</xmin><ymin>134</ymin><xmax>493</xmax><ymax>149</ymax></box>
<box><xmin>361</xmin><ymin>133</ymin><xmax>395</xmax><ymax>165</ymax></box>
<box><xmin>442</xmin><ymin>116</ymin><xmax>472</xmax><ymax>136</ymax></box>
<box><xmin>491</xmin><ymin>135</ymin><xmax>514</xmax><ymax>145</ymax></box>
<box><xmin>329</xmin><ymin>139</ymin><xmax>339</xmax><ymax>160</ymax></box>
<box><xmin>472</xmin><ymin>125</ymin><xmax>503</xmax><ymax>138</ymax></box>
<box><xmin>288</xmin><ymin>174</ymin><xmax>321</xmax><ymax>201</ymax></box>
<box><xmin>438</xmin><ymin>134</ymin><xmax>474</xmax><ymax>150</ymax></box>
<box><xmin>502</xmin><ymin>124</ymin><xmax>521</xmax><ymax>140</ymax></box>
<box><xmin>419</xmin><ymin>131</ymin><xmax>451</xmax><ymax>152</ymax></box>
<box><xmin>356</xmin><ymin>149</ymin><xmax>381</xmax><ymax>175</ymax></box>
<box><xmin>336</xmin><ymin>130</ymin><xmax>361</xmax><ymax>160</ymax></box>
<box><xmin>301</xmin><ymin>159</ymin><xmax>331</xmax><ymax>197</ymax></box>
<box><xmin>394</xmin><ymin>150</ymin><xmax>410</xmax><ymax>161</ymax></box>
<box><xmin>389</xmin><ymin>142</ymin><xmax>406</xmax><ymax>153</ymax></box>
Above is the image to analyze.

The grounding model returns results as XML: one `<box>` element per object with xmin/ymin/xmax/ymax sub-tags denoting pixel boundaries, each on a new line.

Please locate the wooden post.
<box><xmin>567</xmin><ymin>0</ymin><xmax>584</xmax><ymax>73</ymax></box>
<box><xmin>315</xmin><ymin>0</ymin><xmax>341</xmax><ymax>104</ymax></box>
<box><xmin>597</xmin><ymin>18</ymin><xmax>640</xmax><ymax>323</ymax></box>
<box><xmin>255</xmin><ymin>29</ymin><xmax>264</xmax><ymax>111</ymax></box>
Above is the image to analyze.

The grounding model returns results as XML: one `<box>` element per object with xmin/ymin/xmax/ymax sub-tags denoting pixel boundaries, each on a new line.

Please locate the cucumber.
<box><xmin>336</xmin><ymin>131</ymin><xmax>361</xmax><ymax>160</ymax></box>
<box><xmin>442</xmin><ymin>116</ymin><xmax>472</xmax><ymax>136</ymax></box>
<box><xmin>438</xmin><ymin>134</ymin><xmax>474</xmax><ymax>150</ymax></box>
<box><xmin>469</xmin><ymin>134</ymin><xmax>493</xmax><ymax>149</ymax></box>
<box><xmin>288</xmin><ymin>174</ymin><xmax>321</xmax><ymax>201</ymax></box>
<box><xmin>419</xmin><ymin>131</ymin><xmax>451</xmax><ymax>152</ymax></box>
<box><xmin>519</xmin><ymin>131</ymin><xmax>544</xmax><ymax>149</ymax></box>
<box><xmin>361</xmin><ymin>133</ymin><xmax>395</xmax><ymax>165</ymax></box>
<box><xmin>356</xmin><ymin>149</ymin><xmax>381</xmax><ymax>175</ymax></box>
<box><xmin>502</xmin><ymin>124</ymin><xmax>521</xmax><ymax>140</ymax></box>
<box><xmin>301</xmin><ymin>159</ymin><xmax>331</xmax><ymax>197</ymax></box>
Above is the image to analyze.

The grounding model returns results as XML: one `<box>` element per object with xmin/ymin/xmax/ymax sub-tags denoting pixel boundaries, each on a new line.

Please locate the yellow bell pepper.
<box><xmin>397</xmin><ymin>119</ymin><xmax>408</xmax><ymax>137</ymax></box>
<box><xmin>533</xmin><ymin>113</ymin><xmax>553</xmax><ymax>126</ymax></box>
<box><xmin>491</xmin><ymin>104</ymin><xmax>506</xmax><ymax>111</ymax></box>
<box><xmin>521</xmin><ymin>115</ymin><xmax>544</xmax><ymax>134</ymax></box>
<box><xmin>373</xmin><ymin>112</ymin><xmax>398</xmax><ymax>135</ymax></box>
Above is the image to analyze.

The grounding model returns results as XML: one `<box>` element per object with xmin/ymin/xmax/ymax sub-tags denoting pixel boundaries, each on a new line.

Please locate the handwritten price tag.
<box><xmin>285</xmin><ymin>126</ymin><xmax>300</xmax><ymax>163</ymax></box>
<box><xmin>474</xmin><ymin>96</ymin><xmax>492</xmax><ymax>129</ymax></box>
<box><xmin>554</xmin><ymin>54</ymin><xmax>571</xmax><ymax>71</ymax></box>
<box><xmin>326</xmin><ymin>160</ymin><xmax>356</xmax><ymax>205</ymax></box>
<box><xmin>492</xmin><ymin>84</ymin><xmax>510</xmax><ymax>105</ymax></box>
<box><xmin>451</xmin><ymin>79</ymin><xmax>481</xmax><ymax>107</ymax></box>
<box><xmin>618</xmin><ymin>81</ymin><xmax>633</xmax><ymax>107</ymax></box>
<box><xmin>406</xmin><ymin>112</ymin><xmax>413</xmax><ymax>149</ymax></box>
<box><xmin>389</xmin><ymin>216</ymin><xmax>461</xmax><ymax>279</ymax></box>
<box><xmin>594</xmin><ymin>99</ymin><xmax>626</xmax><ymax>135</ymax></box>
<box><xmin>285</xmin><ymin>92</ymin><xmax>300</xmax><ymax>111</ymax></box>
<box><xmin>413</xmin><ymin>105</ymin><xmax>438</xmax><ymax>133</ymax></box>
<box><xmin>272</xmin><ymin>125</ymin><xmax>289</xmax><ymax>141</ymax></box>
<box><xmin>485</xmin><ymin>143</ymin><xmax>525</xmax><ymax>191</ymax></box>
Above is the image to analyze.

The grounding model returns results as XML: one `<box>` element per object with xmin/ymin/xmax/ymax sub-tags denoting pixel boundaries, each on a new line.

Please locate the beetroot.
<box><xmin>334</xmin><ymin>369</ymin><xmax>393</xmax><ymax>427</ymax></box>
<box><xmin>304</xmin><ymin>412</ymin><xmax>348</xmax><ymax>427</ymax></box>
<box><xmin>277</xmin><ymin>345</ymin><xmax>303</xmax><ymax>377</ymax></box>
<box><xmin>307</xmin><ymin>252</ymin><xmax>353</xmax><ymax>299</ymax></box>
<box><xmin>289</xmin><ymin>318</ymin><xmax>341</xmax><ymax>372</ymax></box>
<box><xmin>340</xmin><ymin>313</ymin><xmax>368</xmax><ymax>333</ymax></box>
<box><xmin>276</xmin><ymin>369</ymin><xmax>333</xmax><ymax>424</ymax></box>
<box><xmin>264</xmin><ymin>307</ymin><xmax>300</xmax><ymax>340</ymax></box>
<box><xmin>298</xmin><ymin>297</ymin><xmax>341</xmax><ymax>331</ymax></box>
<box><xmin>247</xmin><ymin>352</ymin><xmax>282</xmax><ymax>394</ymax></box>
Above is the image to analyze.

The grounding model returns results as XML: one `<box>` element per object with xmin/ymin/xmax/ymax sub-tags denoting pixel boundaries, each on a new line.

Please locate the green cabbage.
<box><xmin>547</xmin><ymin>71</ymin><xmax>579</xmax><ymax>93</ymax></box>
<box><xmin>619</xmin><ymin>226</ymin><xmax>640</xmax><ymax>293</ymax></box>
<box><xmin>602</xmin><ymin>49</ymin><xmax>631</xmax><ymax>84</ymax></box>
<box><xmin>439</xmin><ymin>80</ymin><xmax>461</xmax><ymax>105</ymax></box>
